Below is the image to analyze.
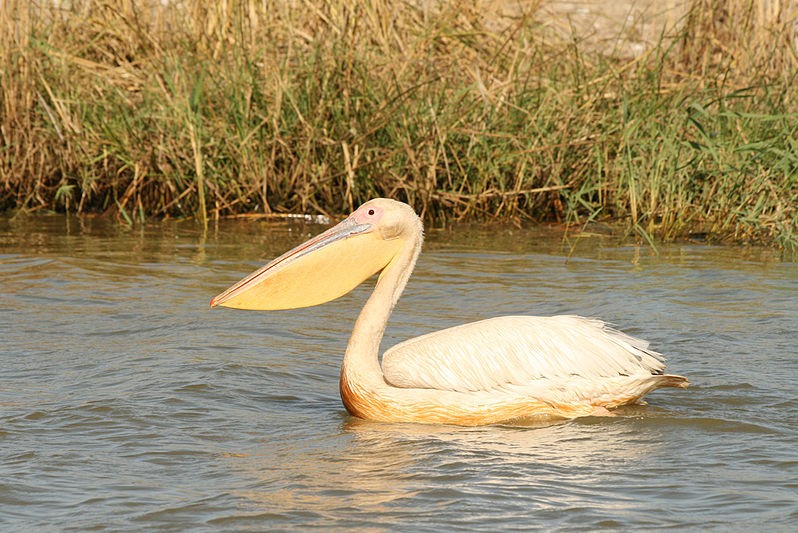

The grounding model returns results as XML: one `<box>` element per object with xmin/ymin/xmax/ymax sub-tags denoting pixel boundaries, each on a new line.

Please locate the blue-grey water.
<box><xmin>2</xmin><ymin>214</ymin><xmax>797</xmax><ymax>531</ymax></box>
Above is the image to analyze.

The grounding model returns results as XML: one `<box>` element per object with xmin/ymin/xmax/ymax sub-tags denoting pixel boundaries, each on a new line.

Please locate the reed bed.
<box><xmin>1</xmin><ymin>0</ymin><xmax>796</xmax><ymax>249</ymax></box>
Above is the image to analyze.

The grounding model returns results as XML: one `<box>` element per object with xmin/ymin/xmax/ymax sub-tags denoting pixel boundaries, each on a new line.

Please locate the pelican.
<box><xmin>211</xmin><ymin>198</ymin><xmax>688</xmax><ymax>426</ymax></box>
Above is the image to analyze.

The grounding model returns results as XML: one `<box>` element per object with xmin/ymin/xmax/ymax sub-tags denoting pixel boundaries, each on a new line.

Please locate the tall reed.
<box><xmin>1</xmin><ymin>0</ymin><xmax>795</xmax><ymax>248</ymax></box>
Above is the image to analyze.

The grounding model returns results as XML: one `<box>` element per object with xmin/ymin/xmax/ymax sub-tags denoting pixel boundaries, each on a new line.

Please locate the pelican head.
<box><xmin>210</xmin><ymin>198</ymin><xmax>421</xmax><ymax>311</ymax></box>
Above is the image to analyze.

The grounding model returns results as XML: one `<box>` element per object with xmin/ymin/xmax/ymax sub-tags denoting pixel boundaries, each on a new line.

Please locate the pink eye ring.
<box><xmin>354</xmin><ymin>204</ymin><xmax>382</xmax><ymax>224</ymax></box>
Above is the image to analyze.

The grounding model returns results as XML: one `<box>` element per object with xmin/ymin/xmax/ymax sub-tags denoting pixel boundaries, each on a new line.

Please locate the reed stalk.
<box><xmin>0</xmin><ymin>0</ymin><xmax>795</xmax><ymax>249</ymax></box>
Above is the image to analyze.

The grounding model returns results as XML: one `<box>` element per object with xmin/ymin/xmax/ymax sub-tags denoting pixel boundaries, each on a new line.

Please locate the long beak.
<box><xmin>210</xmin><ymin>216</ymin><xmax>401</xmax><ymax>310</ymax></box>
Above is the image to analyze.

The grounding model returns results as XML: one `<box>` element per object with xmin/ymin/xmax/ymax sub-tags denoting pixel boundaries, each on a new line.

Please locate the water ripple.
<box><xmin>1</xmin><ymin>216</ymin><xmax>797</xmax><ymax>530</ymax></box>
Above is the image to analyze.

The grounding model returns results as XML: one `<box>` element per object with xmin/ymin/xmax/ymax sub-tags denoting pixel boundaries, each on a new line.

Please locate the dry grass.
<box><xmin>1</xmin><ymin>0</ymin><xmax>796</xmax><ymax>249</ymax></box>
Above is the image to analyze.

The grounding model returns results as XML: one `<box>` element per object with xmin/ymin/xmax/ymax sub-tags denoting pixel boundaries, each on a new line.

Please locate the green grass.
<box><xmin>1</xmin><ymin>0</ymin><xmax>796</xmax><ymax>251</ymax></box>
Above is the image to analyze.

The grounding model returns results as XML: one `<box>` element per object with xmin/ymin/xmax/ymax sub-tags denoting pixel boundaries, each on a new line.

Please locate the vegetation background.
<box><xmin>1</xmin><ymin>0</ymin><xmax>796</xmax><ymax>249</ymax></box>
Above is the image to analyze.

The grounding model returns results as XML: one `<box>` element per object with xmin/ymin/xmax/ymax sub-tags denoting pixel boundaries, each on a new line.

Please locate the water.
<box><xmin>2</xmin><ymin>214</ymin><xmax>797</xmax><ymax>531</ymax></box>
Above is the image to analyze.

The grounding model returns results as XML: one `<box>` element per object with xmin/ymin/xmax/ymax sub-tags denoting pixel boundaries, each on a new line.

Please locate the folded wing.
<box><xmin>381</xmin><ymin>315</ymin><xmax>667</xmax><ymax>392</ymax></box>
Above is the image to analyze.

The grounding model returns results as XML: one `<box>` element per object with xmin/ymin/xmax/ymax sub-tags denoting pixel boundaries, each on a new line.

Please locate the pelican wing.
<box><xmin>381</xmin><ymin>315</ymin><xmax>666</xmax><ymax>392</ymax></box>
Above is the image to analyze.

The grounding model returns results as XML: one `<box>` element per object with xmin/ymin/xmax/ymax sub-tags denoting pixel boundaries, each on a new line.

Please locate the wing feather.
<box><xmin>381</xmin><ymin>315</ymin><xmax>666</xmax><ymax>392</ymax></box>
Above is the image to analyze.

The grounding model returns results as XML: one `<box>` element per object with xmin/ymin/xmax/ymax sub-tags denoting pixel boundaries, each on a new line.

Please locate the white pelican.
<box><xmin>211</xmin><ymin>198</ymin><xmax>688</xmax><ymax>426</ymax></box>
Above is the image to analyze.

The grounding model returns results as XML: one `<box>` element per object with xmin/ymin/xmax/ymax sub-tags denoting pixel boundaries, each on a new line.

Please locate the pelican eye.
<box><xmin>368</xmin><ymin>209</ymin><xmax>375</xmax><ymax>216</ymax></box>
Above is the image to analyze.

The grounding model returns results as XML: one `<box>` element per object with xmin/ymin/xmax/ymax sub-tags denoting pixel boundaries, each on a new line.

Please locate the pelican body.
<box><xmin>211</xmin><ymin>199</ymin><xmax>687</xmax><ymax>426</ymax></box>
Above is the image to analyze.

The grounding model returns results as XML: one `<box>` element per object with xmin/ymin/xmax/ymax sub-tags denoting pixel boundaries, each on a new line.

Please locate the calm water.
<box><xmin>2</xmin><ymin>214</ymin><xmax>797</xmax><ymax>531</ymax></box>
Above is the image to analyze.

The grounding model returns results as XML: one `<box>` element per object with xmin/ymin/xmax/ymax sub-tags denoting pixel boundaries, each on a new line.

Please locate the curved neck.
<box><xmin>340</xmin><ymin>229</ymin><xmax>422</xmax><ymax>393</ymax></box>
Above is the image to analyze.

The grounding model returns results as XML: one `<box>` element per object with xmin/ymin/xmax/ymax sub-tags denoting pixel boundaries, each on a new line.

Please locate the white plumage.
<box><xmin>383</xmin><ymin>315</ymin><xmax>665</xmax><ymax>393</ymax></box>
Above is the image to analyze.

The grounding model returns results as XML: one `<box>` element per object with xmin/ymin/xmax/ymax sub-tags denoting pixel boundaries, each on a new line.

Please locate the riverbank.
<box><xmin>1</xmin><ymin>0</ymin><xmax>796</xmax><ymax>249</ymax></box>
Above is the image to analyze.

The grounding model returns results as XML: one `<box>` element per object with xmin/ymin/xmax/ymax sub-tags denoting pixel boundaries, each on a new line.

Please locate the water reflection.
<box><xmin>222</xmin><ymin>411</ymin><xmax>676</xmax><ymax>527</ymax></box>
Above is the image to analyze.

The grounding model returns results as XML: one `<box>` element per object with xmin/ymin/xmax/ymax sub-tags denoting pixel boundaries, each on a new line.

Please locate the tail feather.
<box><xmin>658</xmin><ymin>374</ymin><xmax>689</xmax><ymax>389</ymax></box>
<box><xmin>600</xmin><ymin>373</ymin><xmax>689</xmax><ymax>409</ymax></box>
